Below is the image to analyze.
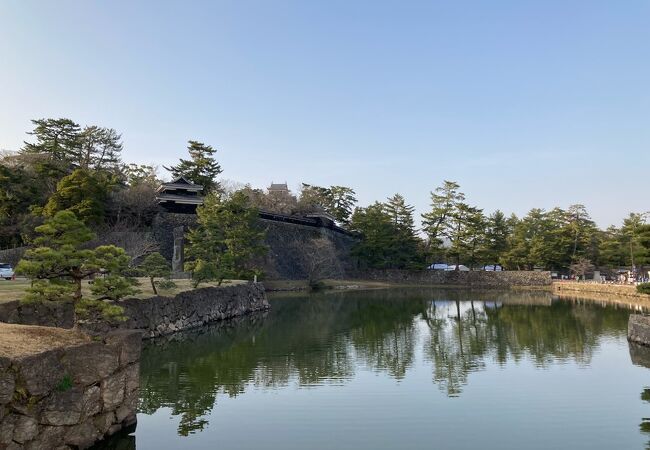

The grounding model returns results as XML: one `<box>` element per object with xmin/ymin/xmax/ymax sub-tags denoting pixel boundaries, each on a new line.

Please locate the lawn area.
<box><xmin>0</xmin><ymin>277</ymin><xmax>248</xmax><ymax>303</ymax></box>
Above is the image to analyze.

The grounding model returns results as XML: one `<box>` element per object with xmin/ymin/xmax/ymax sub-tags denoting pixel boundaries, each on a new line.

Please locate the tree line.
<box><xmin>3</xmin><ymin>117</ymin><xmax>650</xmax><ymax>285</ymax></box>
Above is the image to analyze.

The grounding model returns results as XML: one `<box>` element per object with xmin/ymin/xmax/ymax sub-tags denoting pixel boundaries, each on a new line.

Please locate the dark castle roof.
<box><xmin>156</xmin><ymin>176</ymin><xmax>204</xmax><ymax>193</ymax></box>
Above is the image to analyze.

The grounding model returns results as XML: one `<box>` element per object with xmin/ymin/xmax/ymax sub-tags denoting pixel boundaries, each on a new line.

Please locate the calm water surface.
<box><xmin>103</xmin><ymin>288</ymin><xmax>650</xmax><ymax>449</ymax></box>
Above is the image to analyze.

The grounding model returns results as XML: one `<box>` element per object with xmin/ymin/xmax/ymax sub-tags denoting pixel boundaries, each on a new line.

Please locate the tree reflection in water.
<box><xmin>138</xmin><ymin>288</ymin><xmax>631</xmax><ymax>437</ymax></box>
<box><xmin>629</xmin><ymin>341</ymin><xmax>650</xmax><ymax>449</ymax></box>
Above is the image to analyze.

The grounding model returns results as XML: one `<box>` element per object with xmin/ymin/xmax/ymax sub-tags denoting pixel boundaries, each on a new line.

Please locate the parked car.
<box><xmin>427</xmin><ymin>263</ymin><xmax>449</xmax><ymax>270</ymax></box>
<box><xmin>445</xmin><ymin>264</ymin><xmax>470</xmax><ymax>272</ymax></box>
<box><xmin>483</xmin><ymin>264</ymin><xmax>503</xmax><ymax>271</ymax></box>
<box><xmin>0</xmin><ymin>263</ymin><xmax>15</xmax><ymax>280</ymax></box>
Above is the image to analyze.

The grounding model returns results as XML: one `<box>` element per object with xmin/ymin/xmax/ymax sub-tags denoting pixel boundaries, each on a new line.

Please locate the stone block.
<box><xmin>24</xmin><ymin>426</ymin><xmax>65</xmax><ymax>450</ymax></box>
<box><xmin>0</xmin><ymin>415</ymin><xmax>16</xmax><ymax>444</ymax></box>
<box><xmin>64</xmin><ymin>419</ymin><xmax>99</xmax><ymax>449</ymax></box>
<box><xmin>100</xmin><ymin>371</ymin><xmax>125</xmax><ymax>411</ymax></box>
<box><xmin>80</xmin><ymin>386</ymin><xmax>101</xmax><ymax>420</ymax></box>
<box><xmin>124</xmin><ymin>363</ymin><xmax>139</xmax><ymax>395</ymax></box>
<box><xmin>92</xmin><ymin>411</ymin><xmax>115</xmax><ymax>436</ymax></box>
<box><xmin>0</xmin><ymin>371</ymin><xmax>15</xmax><ymax>405</ymax></box>
<box><xmin>13</xmin><ymin>415</ymin><xmax>38</xmax><ymax>443</ymax></box>
<box><xmin>41</xmin><ymin>388</ymin><xmax>83</xmax><ymax>426</ymax></box>
<box><xmin>629</xmin><ymin>314</ymin><xmax>650</xmax><ymax>347</ymax></box>
<box><xmin>104</xmin><ymin>331</ymin><xmax>142</xmax><ymax>367</ymax></box>
<box><xmin>16</xmin><ymin>350</ymin><xmax>65</xmax><ymax>397</ymax></box>
<box><xmin>62</xmin><ymin>343</ymin><xmax>119</xmax><ymax>387</ymax></box>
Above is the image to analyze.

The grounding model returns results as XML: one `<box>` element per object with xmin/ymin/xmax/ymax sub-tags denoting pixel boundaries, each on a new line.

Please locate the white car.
<box><xmin>0</xmin><ymin>263</ymin><xmax>15</xmax><ymax>280</ymax></box>
<box><xmin>445</xmin><ymin>264</ymin><xmax>470</xmax><ymax>272</ymax></box>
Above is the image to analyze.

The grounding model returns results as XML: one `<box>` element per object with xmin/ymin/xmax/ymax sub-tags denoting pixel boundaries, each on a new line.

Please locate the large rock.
<box><xmin>629</xmin><ymin>314</ymin><xmax>650</xmax><ymax>346</ymax></box>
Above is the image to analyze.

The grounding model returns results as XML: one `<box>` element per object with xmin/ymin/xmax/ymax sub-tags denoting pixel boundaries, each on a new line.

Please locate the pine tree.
<box><xmin>384</xmin><ymin>194</ymin><xmax>420</xmax><ymax>268</ymax></box>
<box><xmin>484</xmin><ymin>210</ymin><xmax>512</xmax><ymax>266</ymax></box>
<box><xmin>139</xmin><ymin>252</ymin><xmax>172</xmax><ymax>295</ymax></box>
<box><xmin>421</xmin><ymin>180</ymin><xmax>465</xmax><ymax>248</ymax></box>
<box><xmin>299</xmin><ymin>184</ymin><xmax>357</xmax><ymax>225</ymax></box>
<box><xmin>165</xmin><ymin>140</ymin><xmax>223</xmax><ymax>192</ymax></box>
<box><xmin>22</xmin><ymin>118</ymin><xmax>81</xmax><ymax>162</ymax></box>
<box><xmin>185</xmin><ymin>191</ymin><xmax>267</xmax><ymax>287</ymax></box>
<box><xmin>43</xmin><ymin>168</ymin><xmax>116</xmax><ymax>225</ymax></box>
<box><xmin>16</xmin><ymin>211</ymin><xmax>138</xmax><ymax>321</ymax></box>
<box><xmin>78</xmin><ymin>126</ymin><xmax>123</xmax><ymax>171</ymax></box>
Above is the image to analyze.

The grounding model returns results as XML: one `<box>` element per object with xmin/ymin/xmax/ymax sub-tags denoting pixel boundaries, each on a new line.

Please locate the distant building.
<box><xmin>268</xmin><ymin>182</ymin><xmax>289</xmax><ymax>194</ymax></box>
<box><xmin>156</xmin><ymin>176</ymin><xmax>204</xmax><ymax>214</ymax></box>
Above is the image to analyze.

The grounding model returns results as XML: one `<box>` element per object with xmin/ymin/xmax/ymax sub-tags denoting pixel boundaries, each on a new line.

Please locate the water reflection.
<box><xmin>136</xmin><ymin>288</ymin><xmax>633</xmax><ymax>438</ymax></box>
<box><xmin>629</xmin><ymin>341</ymin><xmax>650</xmax><ymax>449</ymax></box>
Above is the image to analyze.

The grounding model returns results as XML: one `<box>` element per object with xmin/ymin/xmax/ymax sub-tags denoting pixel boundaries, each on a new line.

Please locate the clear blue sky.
<box><xmin>1</xmin><ymin>0</ymin><xmax>648</xmax><ymax>227</ymax></box>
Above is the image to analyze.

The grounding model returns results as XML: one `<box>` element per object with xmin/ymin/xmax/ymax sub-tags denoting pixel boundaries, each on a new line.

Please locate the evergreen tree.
<box><xmin>165</xmin><ymin>140</ymin><xmax>223</xmax><ymax>192</ymax></box>
<box><xmin>299</xmin><ymin>184</ymin><xmax>357</xmax><ymax>225</ymax></box>
<box><xmin>185</xmin><ymin>191</ymin><xmax>267</xmax><ymax>286</ymax></box>
<box><xmin>328</xmin><ymin>185</ymin><xmax>357</xmax><ymax>225</ymax></box>
<box><xmin>16</xmin><ymin>211</ymin><xmax>138</xmax><ymax>320</ymax></box>
<box><xmin>349</xmin><ymin>203</ymin><xmax>396</xmax><ymax>269</ymax></box>
<box><xmin>140</xmin><ymin>252</ymin><xmax>172</xmax><ymax>295</ymax></box>
<box><xmin>78</xmin><ymin>126</ymin><xmax>123</xmax><ymax>171</ymax></box>
<box><xmin>22</xmin><ymin>118</ymin><xmax>81</xmax><ymax>163</ymax></box>
<box><xmin>384</xmin><ymin>194</ymin><xmax>421</xmax><ymax>268</ymax></box>
<box><xmin>421</xmin><ymin>180</ymin><xmax>465</xmax><ymax>250</ymax></box>
<box><xmin>43</xmin><ymin>168</ymin><xmax>116</xmax><ymax>225</ymax></box>
<box><xmin>484</xmin><ymin>210</ymin><xmax>512</xmax><ymax>266</ymax></box>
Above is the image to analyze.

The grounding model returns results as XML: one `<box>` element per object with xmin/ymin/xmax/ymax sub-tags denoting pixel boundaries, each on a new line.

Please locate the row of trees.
<box><xmin>350</xmin><ymin>180</ymin><xmax>650</xmax><ymax>274</ymax></box>
<box><xmin>4</xmin><ymin>117</ymin><xmax>650</xmax><ymax>283</ymax></box>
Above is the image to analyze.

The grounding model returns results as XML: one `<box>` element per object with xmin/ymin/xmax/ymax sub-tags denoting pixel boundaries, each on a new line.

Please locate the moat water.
<box><xmin>102</xmin><ymin>288</ymin><xmax>650</xmax><ymax>449</ymax></box>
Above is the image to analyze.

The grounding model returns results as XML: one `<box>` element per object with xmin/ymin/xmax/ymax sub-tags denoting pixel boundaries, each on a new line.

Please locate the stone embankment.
<box><xmin>82</xmin><ymin>283</ymin><xmax>269</xmax><ymax>338</ymax></box>
<box><xmin>0</xmin><ymin>324</ymin><xmax>141</xmax><ymax>449</ymax></box>
<box><xmin>554</xmin><ymin>282</ymin><xmax>650</xmax><ymax>300</ymax></box>
<box><xmin>0</xmin><ymin>283</ymin><xmax>270</xmax><ymax>338</ymax></box>
<box><xmin>0</xmin><ymin>301</ymin><xmax>74</xmax><ymax>329</ymax></box>
<box><xmin>350</xmin><ymin>269</ymin><xmax>552</xmax><ymax>288</ymax></box>
<box><xmin>628</xmin><ymin>314</ymin><xmax>650</xmax><ymax>347</ymax></box>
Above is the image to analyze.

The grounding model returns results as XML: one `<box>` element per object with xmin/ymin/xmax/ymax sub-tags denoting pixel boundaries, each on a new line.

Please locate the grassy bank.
<box><xmin>263</xmin><ymin>279</ymin><xmax>393</xmax><ymax>291</ymax></box>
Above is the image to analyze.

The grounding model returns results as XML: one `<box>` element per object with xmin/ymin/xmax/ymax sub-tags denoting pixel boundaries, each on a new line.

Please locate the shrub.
<box><xmin>637</xmin><ymin>283</ymin><xmax>650</xmax><ymax>295</ymax></box>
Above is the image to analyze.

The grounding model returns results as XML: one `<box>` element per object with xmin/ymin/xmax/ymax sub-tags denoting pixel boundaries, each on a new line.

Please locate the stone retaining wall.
<box><xmin>82</xmin><ymin>283</ymin><xmax>269</xmax><ymax>339</ymax></box>
<box><xmin>350</xmin><ymin>269</ymin><xmax>552</xmax><ymax>287</ymax></box>
<box><xmin>554</xmin><ymin>282</ymin><xmax>650</xmax><ymax>299</ymax></box>
<box><xmin>0</xmin><ymin>301</ymin><xmax>74</xmax><ymax>329</ymax></box>
<box><xmin>0</xmin><ymin>284</ymin><xmax>269</xmax><ymax>339</ymax></box>
<box><xmin>0</xmin><ymin>330</ymin><xmax>141</xmax><ymax>449</ymax></box>
<box><xmin>628</xmin><ymin>314</ymin><xmax>650</xmax><ymax>347</ymax></box>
